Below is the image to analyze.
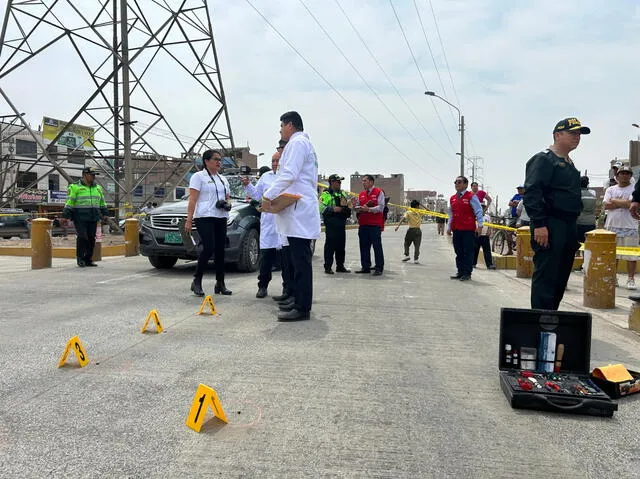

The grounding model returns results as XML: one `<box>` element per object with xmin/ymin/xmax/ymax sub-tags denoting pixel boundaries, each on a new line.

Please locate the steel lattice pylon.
<box><xmin>0</xmin><ymin>0</ymin><xmax>234</xmax><ymax>213</ymax></box>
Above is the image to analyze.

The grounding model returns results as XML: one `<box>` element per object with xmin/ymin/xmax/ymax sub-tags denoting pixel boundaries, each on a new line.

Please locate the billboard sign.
<box><xmin>17</xmin><ymin>189</ymin><xmax>48</xmax><ymax>204</ymax></box>
<box><xmin>48</xmin><ymin>190</ymin><xmax>68</xmax><ymax>203</ymax></box>
<box><xmin>42</xmin><ymin>117</ymin><xmax>95</xmax><ymax>152</ymax></box>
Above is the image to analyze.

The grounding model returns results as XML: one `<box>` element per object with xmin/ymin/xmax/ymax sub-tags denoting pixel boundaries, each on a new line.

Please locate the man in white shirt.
<box><xmin>242</xmin><ymin>146</ymin><xmax>291</xmax><ymax>299</ymax></box>
<box><xmin>604</xmin><ymin>165</ymin><xmax>639</xmax><ymax>290</ymax></box>
<box><xmin>263</xmin><ymin>111</ymin><xmax>321</xmax><ymax>321</ymax></box>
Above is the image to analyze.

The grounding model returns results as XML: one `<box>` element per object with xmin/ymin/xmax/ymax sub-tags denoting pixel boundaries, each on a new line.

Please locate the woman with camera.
<box><xmin>185</xmin><ymin>149</ymin><xmax>232</xmax><ymax>296</ymax></box>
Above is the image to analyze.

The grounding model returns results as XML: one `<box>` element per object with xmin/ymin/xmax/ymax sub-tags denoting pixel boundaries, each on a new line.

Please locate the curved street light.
<box><xmin>425</xmin><ymin>91</ymin><xmax>464</xmax><ymax>176</ymax></box>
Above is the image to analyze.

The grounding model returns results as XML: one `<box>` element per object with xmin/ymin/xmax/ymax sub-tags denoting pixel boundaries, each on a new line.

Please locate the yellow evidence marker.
<box><xmin>57</xmin><ymin>336</ymin><xmax>89</xmax><ymax>368</ymax></box>
<box><xmin>185</xmin><ymin>383</ymin><xmax>228</xmax><ymax>432</ymax></box>
<box><xmin>197</xmin><ymin>295</ymin><xmax>217</xmax><ymax>316</ymax></box>
<box><xmin>140</xmin><ymin>309</ymin><xmax>164</xmax><ymax>333</ymax></box>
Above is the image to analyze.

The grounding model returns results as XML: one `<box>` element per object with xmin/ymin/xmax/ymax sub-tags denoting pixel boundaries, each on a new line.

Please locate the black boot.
<box><xmin>214</xmin><ymin>281</ymin><xmax>232</xmax><ymax>295</ymax></box>
<box><xmin>191</xmin><ymin>277</ymin><xmax>205</xmax><ymax>296</ymax></box>
<box><xmin>256</xmin><ymin>287</ymin><xmax>267</xmax><ymax>298</ymax></box>
<box><xmin>272</xmin><ymin>290</ymin><xmax>290</xmax><ymax>302</ymax></box>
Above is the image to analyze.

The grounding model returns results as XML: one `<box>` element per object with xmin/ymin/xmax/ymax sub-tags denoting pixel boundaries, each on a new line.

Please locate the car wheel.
<box><xmin>148</xmin><ymin>255</ymin><xmax>178</xmax><ymax>269</ymax></box>
<box><xmin>237</xmin><ymin>228</ymin><xmax>259</xmax><ymax>272</ymax></box>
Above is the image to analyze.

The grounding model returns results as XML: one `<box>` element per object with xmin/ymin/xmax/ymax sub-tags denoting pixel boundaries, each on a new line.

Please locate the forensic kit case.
<box><xmin>498</xmin><ymin>308</ymin><xmax>618</xmax><ymax>417</ymax></box>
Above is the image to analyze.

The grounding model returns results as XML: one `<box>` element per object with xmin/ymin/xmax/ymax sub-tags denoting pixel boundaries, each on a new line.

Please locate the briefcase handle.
<box><xmin>538</xmin><ymin>395</ymin><xmax>586</xmax><ymax>410</ymax></box>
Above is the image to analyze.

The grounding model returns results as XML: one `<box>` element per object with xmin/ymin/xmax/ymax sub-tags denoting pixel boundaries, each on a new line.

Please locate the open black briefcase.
<box><xmin>499</xmin><ymin>308</ymin><xmax>618</xmax><ymax>417</ymax></box>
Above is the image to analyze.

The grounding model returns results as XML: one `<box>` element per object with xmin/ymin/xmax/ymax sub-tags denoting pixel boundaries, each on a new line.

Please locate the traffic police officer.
<box><xmin>319</xmin><ymin>174</ymin><xmax>351</xmax><ymax>274</ymax></box>
<box><xmin>524</xmin><ymin>117</ymin><xmax>590</xmax><ymax>310</ymax></box>
<box><xmin>62</xmin><ymin>166</ymin><xmax>109</xmax><ymax>267</ymax></box>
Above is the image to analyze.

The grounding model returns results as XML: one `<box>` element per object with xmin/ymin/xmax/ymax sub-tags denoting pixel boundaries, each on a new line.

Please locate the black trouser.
<box><xmin>258</xmin><ymin>248</ymin><xmax>283</xmax><ymax>289</ymax></box>
<box><xmin>474</xmin><ymin>235</ymin><xmax>493</xmax><ymax>267</ymax></box>
<box><xmin>281</xmin><ymin>245</ymin><xmax>294</xmax><ymax>295</ymax></box>
<box><xmin>288</xmin><ymin>237</ymin><xmax>313</xmax><ymax>312</ymax></box>
<box><xmin>324</xmin><ymin>223</ymin><xmax>346</xmax><ymax>270</ymax></box>
<box><xmin>74</xmin><ymin>220</ymin><xmax>98</xmax><ymax>263</ymax></box>
<box><xmin>576</xmin><ymin>224</ymin><xmax>595</xmax><ymax>243</ymax></box>
<box><xmin>404</xmin><ymin>227</ymin><xmax>422</xmax><ymax>260</ymax></box>
<box><xmin>195</xmin><ymin>216</ymin><xmax>227</xmax><ymax>282</ymax></box>
<box><xmin>358</xmin><ymin>225</ymin><xmax>384</xmax><ymax>272</ymax></box>
<box><xmin>530</xmin><ymin>216</ymin><xmax>578</xmax><ymax>310</ymax></box>
<box><xmin>452</xmin><ymin>230</ymin><xmax>475</xmax><ymax>276</ymax></box>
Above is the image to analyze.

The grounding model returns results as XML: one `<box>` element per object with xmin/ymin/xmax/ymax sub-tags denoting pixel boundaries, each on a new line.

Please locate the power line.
<box><xmin>412</xmin><ymin>0</ymin><xmax>457</xmax><ymax>127</ymax></box>
<box><xmin>243</xmin><ymin>0</ymin><xmax>446</xmax><ymax>187</ymax></box>
<box><xmin>427</xmin><ymin>0</ymin><xmax>460</xmax><ymax>107</ymax></box>
<box><xmin>388</xmin><ymin>0</ymin><xmax>455</xmax><ymax>152</ymax></box>
<box><xmin>333</xmin><ymin>0</ymin><xmax>450</xmax><ymax>160</ymax></box>
<box><xmin>298</xmin><ymin>0</ymin><xmax>445</xmax><ymax>181</ymax></box>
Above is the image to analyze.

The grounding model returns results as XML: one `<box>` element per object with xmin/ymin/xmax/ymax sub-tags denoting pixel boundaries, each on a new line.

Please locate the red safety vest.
<box><xmin>450</xmin><ymin>191</ymin><xmax>477</xmax><ymax>231</ymax></box>
<box><xmin>358</xmin><ymin>187</ymin><xmax>384</xmax><ymax>228</ymax></box>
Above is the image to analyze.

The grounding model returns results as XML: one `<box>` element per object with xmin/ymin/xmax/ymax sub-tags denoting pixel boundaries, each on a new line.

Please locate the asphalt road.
<box><xmin>1</xmin><ymin>225</ymin><xmax>639</xmax><ymax>478</ymax></box>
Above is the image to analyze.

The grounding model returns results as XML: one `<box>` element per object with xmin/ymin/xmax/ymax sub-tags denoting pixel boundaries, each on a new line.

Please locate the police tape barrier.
<box><xmin>316</xmin><ymin>181</ymin><xmax>640</xmax><ymax>256</ymax></box>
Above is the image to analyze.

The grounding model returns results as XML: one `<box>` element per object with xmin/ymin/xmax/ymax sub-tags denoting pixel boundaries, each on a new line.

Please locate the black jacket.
<box><xmin>523</xmin><ymin>149</ymin><xmax>581</xmax><ymax>228</ymax></box>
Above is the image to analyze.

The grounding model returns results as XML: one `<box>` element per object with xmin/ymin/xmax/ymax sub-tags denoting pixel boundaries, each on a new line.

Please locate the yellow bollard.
<box><xmin>516</xmin><ymin>226</ymin><xmax>533</xmax><ymax>278</ymax></box>
<box><xmin>629</xmin><ymin>299</ymin><xmax>640</xmax><ymax>333</ymax></box>
<box><xmin>31</xmin><ymin>218</ymin><xmax>52</xmax><ymax>270</ymax></box>
<box><xmin>125</xmin><ymin>218</ymin><xmax>139</xmax><ymax>257</ymax></box>
<box><xmin>583</xmin><ymin>229</ymin><xmax>616</xmax><ymax>309</ymax></box>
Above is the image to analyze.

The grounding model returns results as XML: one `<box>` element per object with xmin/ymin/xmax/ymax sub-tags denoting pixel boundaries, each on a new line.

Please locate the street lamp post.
<box><xmin>425</xmin><ymin>91</ymin><xmax>464</xmax><ymax>177</ymax></box>
<box><xmin>633</xmin><ymin>123</ymin><xmax>639</xmax><ymax>141</ymax></box>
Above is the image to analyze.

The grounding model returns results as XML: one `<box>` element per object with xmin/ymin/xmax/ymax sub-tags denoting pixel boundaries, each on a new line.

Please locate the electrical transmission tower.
<box><xmin>0</xmin><ymin>0</ymin><xmax>234</xmax><ymax>215</ymax></box>
<box><xmin>466</xmin><ymin>156</ymin><xmax>484</xmax><ymax>185</ymax></box>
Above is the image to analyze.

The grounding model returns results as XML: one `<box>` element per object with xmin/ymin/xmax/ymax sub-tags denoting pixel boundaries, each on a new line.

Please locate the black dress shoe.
<box><xmin>278</xmin><ymin>297</ymin><xmax>295</xmax><ymax>307</ymax></box>
<box><xmin>336</xmin><ymin>266</ymin><xmax>351</xmax><ymax>273</ymax></box>
<box><xmin>214</xmin><ymin>281</ymin><xmax>232</xmax><ymax>295</ymax></box>
<box><xmin>272</xmin><ymin>292</ymin><xmax>290</xmax><ymax>302</ymax></box>
<box><xmin>450</xmin><ymin>273</ymin><xmax>462</xmax><ymax>279</ymax></box>
<box><xmin>85</xmin><ymin>261</ymin><xmax>98</xmax><ymax>267</ymax></box>
<box><xmin>256</xmin><ymin>287</ymin><xmax>267</xmax><ymax>298</ymax></box>
<box><xmin>355</xmin><ymin>269</ymin><xmax>371</xmax><ymax>274</ymax></box>
<box><xmin>372</xmin><ymin>270</ymin><xmax>382</xmax><ymax>276</ymax></box>
<box><xmin>277</xmin><ymin>309</ymin><xmax>310</xmax><ymax>321</ymax></box>
<box><xmin>279</xmin><ymin>302</ymin><xmax>296</xmax><ymax>312</ymax></box>
<box><xmin>77</xmin><ymin>260</ymin><xmax>86</xmax><ymax>267</ymax></box>
<box><xmin>324</xmin><ymin>268</ymin><xmax>334</xmax><ymax>275</ymax></box>
<box><xmin>459</xmin><ymin>275</ymin><xmax>472</xmax><ymax>281</ymax></box>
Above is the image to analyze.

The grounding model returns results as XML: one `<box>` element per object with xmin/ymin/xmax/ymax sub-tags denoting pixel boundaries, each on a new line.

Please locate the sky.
<box><xmin>1</xmin><ymin>0</ymin><xmax>639</xmax><ymax>212</ymax></box>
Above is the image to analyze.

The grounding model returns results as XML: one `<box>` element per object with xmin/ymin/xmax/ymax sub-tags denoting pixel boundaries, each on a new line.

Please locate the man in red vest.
<box><xmin>354</xmin><ymin>174</ymin><xmax>385</xmax><ymax>276</ymax></box>
<box><xmin>447</xmin><ymin>176</ymin><xmax>484</xmax><ymax>281</ymax></box>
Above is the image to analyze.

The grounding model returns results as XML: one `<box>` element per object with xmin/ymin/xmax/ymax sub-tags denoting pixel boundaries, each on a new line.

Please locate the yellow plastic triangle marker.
<box><xmin>57</xmin><ymin>335</ymin><xmax>89</xmax><ymax>368</ymax></box>
<box><xmin>140</xmin><ymin>309</ymin><xmax>163</xmax><ymax>333</ymax></box>
<box><xmin>197</xmin><ymin>295</ymin><xmax>217</xmax><ymax>316</ymax></box>
<box><xmin>185</xmin><ymin>383</ymin><xmax>228</xmax><ymax>432</ymax></box>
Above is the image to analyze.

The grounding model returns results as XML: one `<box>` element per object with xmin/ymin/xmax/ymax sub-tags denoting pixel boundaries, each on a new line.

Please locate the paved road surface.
<box><xmin>1</xmin><ymin>226</ymin><xmax>639</xmax><ymax>478</ymax></box>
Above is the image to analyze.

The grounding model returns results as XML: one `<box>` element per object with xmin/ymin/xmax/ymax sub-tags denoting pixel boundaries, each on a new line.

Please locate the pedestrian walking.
<box><xmin>319</xmin><ymin>174</ymin><xmax>351</xmax><ymax>274</ymax></box>
<box><xmin>354</xmin><ymin>174</ymin><xmax>385</xmax><ymax>276</ymax></box>
<box><xmin>62</xmin><ymin>166</ymin><xmax>109</xmax><ymax>267</ymax></box>
<box><xmin>604</xmin><ymin>165</ymin><xmax>638</xmax><ymax>290</ymax></box>
<box><xmin>263</xmin><ymin>111</ymin><xmax>321</xmax><ymax>321</ymax></box>
<box><xmin>436</xmin><ymin>209</ymin><xmax>447</xmax><ymax>236</ymax></box>
<box><xmin>524</xmin><ymin>117</ymin><xmax>589</xmax><ymax>310</ymax></box>
<box><xmin>185</xmin><ymin>149</ymin><xmax>233</xmax><ymax>297</ymax></box>
<box><xmin>474</xmin><ymin>203</ymin><xmax>496</xmax><ymax>270</ymax></box>
<box><xmin>242</xmin><ymin>144</ymin><xmax>292</xmax><ymax>298</ymax></box>
<box><xmin>395</xmin><ymin>199</ymin><xmax>422</xmax><ymax>264</ymax></box>
<box><xmin>448</xmin><ymin>176</ymin><xmax>483</xmax><ymax>281</ymax></box>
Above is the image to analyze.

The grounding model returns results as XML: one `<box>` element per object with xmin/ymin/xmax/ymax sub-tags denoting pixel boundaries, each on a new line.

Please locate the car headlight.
<box><xmin>141</xmin><ymin>215</ymin><xmax>151</xmax><ymax>225</ymax></box>
<box><xmin>227</xmin><ymin>210</ymin><xmax>238</xmax><ymax>226</ymax></box>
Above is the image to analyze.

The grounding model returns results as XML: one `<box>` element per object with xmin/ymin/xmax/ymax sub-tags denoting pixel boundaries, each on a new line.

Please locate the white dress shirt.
<box><xmin>245</xmin><ymin>171</ymin><xmax>284</xmax><ymax>249</ymax></box>
<box><xmin>264</xmin><ymin>131</ymin><xmax>321</xmax><ymax>240</ymax></box>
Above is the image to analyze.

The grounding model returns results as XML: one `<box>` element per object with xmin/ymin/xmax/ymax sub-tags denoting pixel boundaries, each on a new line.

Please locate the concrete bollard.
<box><xmin>583</xmin><ymin>229</ymin><xmax>616</xmax><ymax>309</ymax></box>
<box><xmin>31</xmin><ymin>218</ymin><xmax>52</xmax><ymax>270</ymax></box>
<box><xmin>125</xmin><ymin>218</ymin><xmax>139</xmax><ymax>257</ymax></box>
<box><xmin>516</xmin><ymin>226</ymin><xmax>533</xmax><ymax>278</ymax></box>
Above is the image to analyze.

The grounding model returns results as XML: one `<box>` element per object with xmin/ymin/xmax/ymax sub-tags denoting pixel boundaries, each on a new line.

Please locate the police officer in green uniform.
<box><xmin>319</xmin><ymin>174</ymin><xmax>351</xmax><ymax>274</ymax></box>
<box><xmin>523</xmin><ymin>117</ymin><xmax>590</xmax><ymax>310</ymax></box>
<box><xmin>62</xmin><ymin>166</ymin><xmax>109</xmax><ymax>267</ymax></box>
